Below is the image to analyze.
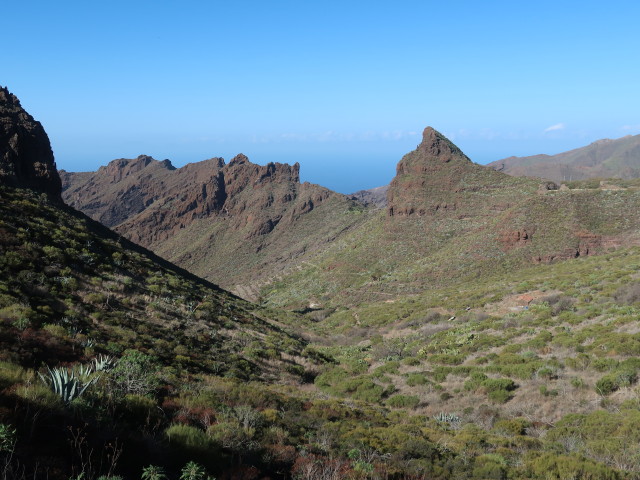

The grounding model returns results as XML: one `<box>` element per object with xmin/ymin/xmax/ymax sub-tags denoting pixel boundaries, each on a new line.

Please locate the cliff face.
<box><xmin>62</xmin><ymin>152</ymin><xmax>333</xmax><ymax>244</ymax></box>
<box><xmin>61</xmin><ymin>153</ymin><xmax>359</xmax><ymax>297</ymax></box>
<box><xmin>386</xmin><ymin>127</ymin><xmax>536</xmax><ymax>217</ymax></box>
<box><xmin>0</xmin><ymin>87</ymin><xmax>61</xmax><ymax>199</ymax></box>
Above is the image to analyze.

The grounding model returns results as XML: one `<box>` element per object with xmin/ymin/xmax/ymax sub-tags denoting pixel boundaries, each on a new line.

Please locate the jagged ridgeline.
<box><xmin>63</xmin><ymin>127</ymin><xmax>640</xmax><ymax>312</ymax></box>
<box><xmin>61</xmin><ymin>151</ymin><xmax>368</xmax><ymax>301</ymax></box>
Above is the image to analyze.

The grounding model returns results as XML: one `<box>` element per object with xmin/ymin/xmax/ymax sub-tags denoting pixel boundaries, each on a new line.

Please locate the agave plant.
<box><xmin>433</xmin><ymin>412</ymin><xmax>460</xmax><ymax>424</ymax></box>
<box><xmin>74</xmin><ymin>363</ymin><xmax>95</xmax><ymax>381</ymax></box>
<box><xmin>92</xmin><ymin>354</ymin><xmax>117</xmax><ymax>372</ymax></box>
<box><xmin>141</xmin><ymin>465</ymin><xmax>167</xmax><ymax>480</ymax></box>
<box><xmin>38</xmin><ymin>365</ymin><xmax>98</xmax><ymax>404</ymax></box>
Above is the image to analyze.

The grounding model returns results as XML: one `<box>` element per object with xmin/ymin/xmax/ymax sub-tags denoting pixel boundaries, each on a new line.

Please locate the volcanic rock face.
<box><xmin>350</xmin><ymin>185</ymin><xmax>389</xmax><ymax>208</ymax></box>
<box><xmin>62</xmin><ymin>151</ymin><xmax>353</xmax><ymax>296</ymax></box>
<box><xmin>62</xmin><ymin>152</ymin><xmax>329</xmax><ymax>243</ymax></box>
<box><xmin>498</xmin><ymin>229</ymin><xmax>533</xmax><ymax>250</ymax></box>
<box><xmin>387</xmin><ymin>127</ymin><xmax>526</xmax><ymax>217</ymax></box>
<box><xmin>0</xmin><ymin>87</ymin><xmax>61</xmax><ymax>198</ymax></box>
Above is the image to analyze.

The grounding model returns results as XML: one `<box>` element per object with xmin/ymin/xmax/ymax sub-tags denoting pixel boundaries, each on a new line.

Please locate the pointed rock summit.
<box><xmin>395</xmin><ymin>127</ymin><xmax>472</xmax><ymax>178</ymax></box>
<box><xmin>387</xmin><ymin>126</ymin><xmax>533</xmax><ymax>217</ymax></box>
<box><xmin>0</xmin><ymin>86</ymin><xmax>61</xmax><ymax>199</ymax></box>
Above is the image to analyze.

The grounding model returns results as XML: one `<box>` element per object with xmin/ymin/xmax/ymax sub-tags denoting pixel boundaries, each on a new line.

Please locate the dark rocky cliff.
<box><xmin>0</xmin><ymin>87</ymin><xmax>61</xmax><ymax>199</ymax></box>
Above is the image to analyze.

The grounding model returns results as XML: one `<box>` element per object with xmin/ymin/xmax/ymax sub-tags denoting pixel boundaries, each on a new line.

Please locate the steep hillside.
<box><xmin>62</xmin><ymin>154</ymin><xmax>368</xmax><ymax>299</ymax></box>
<box><xmin>487</xmin><ymin>133</ymin><xmax>640</xmax><ymax>182</ymax></box>
<box><xmin>262</xmin><ymin>128</ymin><xmax>640</xmax><ymax>310</ymax></box>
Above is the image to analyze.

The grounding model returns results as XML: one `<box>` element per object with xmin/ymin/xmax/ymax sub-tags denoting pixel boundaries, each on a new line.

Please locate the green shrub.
<box><xmin>0</xmin><ymin>423</ymin><xmax>16</xmax><ymax>453</ymax></box>
<box><xmin>595</xmin><ymin>368</ymin><xmax>637</xmax><ymax>395</ymax></box>
<box><xmin>539</xmin><ymin>385</ymin><xmax>558</xmax><ymax>397</ymax></box>
<box><xmin>386</xmin><ymin>395</ymin><xmax>420</xmax><ymax>409</ymax></box>
<box><xmin>471</xmin><ymin>453</ymin><xmax>507</xmax><ymax>480</ymax></box>
<box><xmin>406</xmin><ymin>373</ymin><xmax>428</xmax><ymax>386</ymax></box>
<box><xmin>595</xmin><ymin>375</ymin><xmax>618</xmax><ymax>396</ymax></box>
<box><xmin>0</xmin><ymin>361</ymin><xmax>25</xmax><ymax>389</ymax></box>
<box><xmin>493</xmin><ymin>418</ymin><xmax>529</xmax><ymax>436</ymax></box>
<box><xmin>524</xmin><ymin>452</ymin><xmax>620</xmax><ymax>479</ymax></box>
<box><xmin>464</xmin><ymin>371</ymin><xmax>488</xmax><ymax>391</ymax></box>
<box><xmin>110</xmin><ymin>350</ymin><xmax>160</xmax><ymax>396</ymax></box>
<box><xmin>482</xmin><ymin>378</ymin><xmax>517</xmax><ymax>403</ymax></box>
<box><xmin>165</xmin><ymin>424</ymin><xmax>215</xmax><ymax>459</ymax></box>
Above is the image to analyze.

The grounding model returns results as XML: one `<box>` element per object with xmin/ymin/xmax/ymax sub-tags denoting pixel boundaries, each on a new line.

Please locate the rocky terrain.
<box><xmin>62</xmin><ymin>152</ymin><xmax>367</xmax><ymax>299</ymax></box>
<box><xmin>0</xmin><ymin>86</ymin><xmax>61</xmax><ymax>199</ymax></box>
<box><xmin>487</xmin><ymin>133</ymin><xmax>640</xmax><ymax>182</ymax></box>
<box><xmin>62</xmin><ymin>127</ymin><xmax>640</xmax><ymax>309</ymax></box>
<box><xmin>349</xmin><ymin>184</ymin><xmax>388</xmax><ymax>208</ymax></box>
<box><xmin>387</xmin><ymin>127</ymin><xmax>537</xmax><ymax>217</ymax></box>
<box><xmin>260</xmin><ymin>128</ymin><xmax>640</xmax><ymax>310</ymax></box>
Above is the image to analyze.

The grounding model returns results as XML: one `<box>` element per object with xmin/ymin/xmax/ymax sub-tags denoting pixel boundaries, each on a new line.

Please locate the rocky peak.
<box><xmin>204</xmin><ymin>157</ymin><xmax>225</xmax><ymax>169</ymax></box>
<box><xmin>0</xmin><ymin>86</ymin><xmax>62</xmax><ymax>199</ymax></box>
<box><xmin>387</xmin><ymin>126</ymin><xmax>526</xmax><ymax>217</ymax></box>
<box><xmin>101</xmin><ymin>155</ymin><xmax>175</xmax><ymax>183</ymax></box>
<box><xmin>396</xmin><ymin>127</ymin><xmax>472</xmax><ymax>176</ymax></box>
<box><xmin>229</xmin><ymin>153</ymin><xmax>249</xmax><ymax>166</ymax></box>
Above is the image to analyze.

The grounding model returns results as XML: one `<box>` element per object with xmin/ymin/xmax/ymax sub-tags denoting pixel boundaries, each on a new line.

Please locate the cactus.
<box><xmin>38</xmin><ymin>365</ymin><xmax>98</xmax><ymax>404</ymax></box>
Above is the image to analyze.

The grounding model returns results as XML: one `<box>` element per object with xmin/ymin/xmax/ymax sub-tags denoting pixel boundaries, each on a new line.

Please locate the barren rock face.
<box><xmin>386</xmin><ymin>127</ymin><xmax>519</xmax><ymax>217</ymax></box>
<box><xmin>62</xmin><ymin>151</ymin><xmax>333</xmax><ymax>246</ymax></box>
<box><xmin>498</xmin><ymin>229</ymin><xmax>533</xmax><ymax>250</ymax></box>
<box><xmin>0</xmin><ymin>87</ymin><xmax>62</xmax><ymax>199</ymax></box>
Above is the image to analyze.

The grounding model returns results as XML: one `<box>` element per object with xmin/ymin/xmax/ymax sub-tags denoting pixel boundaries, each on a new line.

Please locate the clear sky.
<box><xmin>4</xmin><ymin>1</ymin><xmax>640</xmax><ymax>193</ymax></box>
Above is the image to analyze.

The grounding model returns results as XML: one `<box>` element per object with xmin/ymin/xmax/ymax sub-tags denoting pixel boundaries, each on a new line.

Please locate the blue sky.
<box><xmin>4</xmin><ymin>1</ymin><xmax>640</xmax><ymax>193</ymax></box>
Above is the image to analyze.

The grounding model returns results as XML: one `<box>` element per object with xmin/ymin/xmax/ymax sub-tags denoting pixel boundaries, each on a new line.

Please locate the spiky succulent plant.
<box><xmin>38</xmin><ymin>365</ymin><xmax>98</xmax><ymax>404</ymax></box>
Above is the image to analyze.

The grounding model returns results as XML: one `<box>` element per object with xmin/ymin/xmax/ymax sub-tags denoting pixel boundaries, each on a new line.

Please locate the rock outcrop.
<box><xmin>0</xmin><ymin>86</ymin><xmax>61</xmax><ymax>198</ymax></box>
<box><xmin>61</xmin><ymin>152</ymin><xmax>358</xmax><ymax>296</ymax></box>
<box><xmin>498</xmin><ymin>228</ymin><xmax>533</xmax><ymax>250</ymax></box>
<box><xmin>62</xmin><ymin>152</ymin><xmax>332</xmax><ymax>243</ymax></box>
<box><xmin>350</xmin><ymin>185</ymin><xmax>388</xmax><ymax>208</ymax></box>
<box><xmin>386</xmin><ymin>127</ymin><xmax>534</xmax><ymax>217</ymax></box>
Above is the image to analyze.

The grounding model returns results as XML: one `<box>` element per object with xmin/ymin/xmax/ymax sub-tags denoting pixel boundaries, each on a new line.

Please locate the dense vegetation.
<box><xmin>3</xmin><ymin>186</ymin><xmax>640</xmax><ymax>479</ymax></box>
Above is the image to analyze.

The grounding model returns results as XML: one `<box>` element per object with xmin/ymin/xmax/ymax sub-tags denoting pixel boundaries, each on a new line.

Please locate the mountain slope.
<box><xmin>487</xmin><ymin>133</ymin><xmax>640</xmax><ymax>182</ymax></box>
<box><xmin>262</xmin><ymin>128</ymin><xmax>640</xmax><ymax>310</ymax></box>
<box><xmin>0</xmin><ymin>86</ymin><xmax>316</xmax><ymax>381</ymax></box>
<box><xmin>62</xmin><ymin>154</ymin><xmax>368</xmax><ymax>299</ymax></box>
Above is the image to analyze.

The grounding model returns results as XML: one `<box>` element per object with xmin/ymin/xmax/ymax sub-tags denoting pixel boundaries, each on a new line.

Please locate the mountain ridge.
<box><xmin>62</xmin><ymin>151</ymin><xmax>367</xmax><ymax>298</ymax></box>
<box><xmin>487</xmin><ymin>133</ymin><xmax>640</xmax><ymax>181</ymax></box>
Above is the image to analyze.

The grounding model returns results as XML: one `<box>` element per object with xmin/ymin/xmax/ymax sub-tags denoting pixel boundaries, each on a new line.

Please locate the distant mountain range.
<box><xmin>62</xmin><ymin>127</ymin><xmax>640</xmax><ymax>309</ymax></box>
<box><xmin>61</xmin><ymin>153</ymin><xmax>364</xmax><ymax>300</ymax></box>
<box><xmin>487</xmin><ymin>133</ymin><xmax>640</xmax><ymax>182</ymax></box>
